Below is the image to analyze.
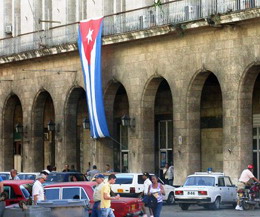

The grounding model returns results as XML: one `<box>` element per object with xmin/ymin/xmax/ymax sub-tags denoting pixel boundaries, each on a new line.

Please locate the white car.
<box><xmin>174</xmin><ymin>172</ymin><xmax>237</xmax><ymax>210</ymax></box>
<box><xmin>111</xmin><ymin>173</ymin><xmax>175</xmax><ymax>204</ymax></box>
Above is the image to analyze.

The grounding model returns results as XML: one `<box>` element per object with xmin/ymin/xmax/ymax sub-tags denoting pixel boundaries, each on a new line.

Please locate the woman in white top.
<box><xmin>148</xmin><ymin>175</ymin><xmax>165</xmax><ymax>217</ymax></box>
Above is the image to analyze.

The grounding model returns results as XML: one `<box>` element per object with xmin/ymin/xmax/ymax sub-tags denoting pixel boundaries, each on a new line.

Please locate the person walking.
<box><xmin>100</xmin><ymin>174</ymin><xmax>120</xmax><ymax>217</ymax></box>
<box><xmin>91</xmin><ymin>174</ymin><xmax>105</xmax><ymax>217</ymax></box>
<box><xmin>87</xmin><ymin>165</ymin><xmax>100</xmax><ymax>180</ymax></box>
<box><xmin>148</xmin><ymin>175</ymin><xmax>165</xmax><ymax>217</ymax></box>
<box><xmin>141</xmin><ymin>172</ymin><xmax>153</xmax><ymax>217</ymax></box>
<box><xmin>10</xmin><ymin>169</ymin><xmax>20</xmax><ymax>180</ymax></box>
<box><xmin>235</xmin><ymin>164</ymin><xmax>260</xmax><ymax>211</ymax></box>
<box><xmin>163</xmin><ymin>163</ymin><xmax>174</xmax><ymax>185</ymax></box>
<box><xmin>32</xmin><ymin>174</ymin><xmax>46</xmax><ymax>204</ymax></box>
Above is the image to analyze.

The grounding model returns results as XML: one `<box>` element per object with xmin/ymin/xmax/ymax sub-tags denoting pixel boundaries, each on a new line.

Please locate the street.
<box><xmin>161</xmin><ymin>204</ymin><xmax>260</xmax><ymax>217</ymax></box>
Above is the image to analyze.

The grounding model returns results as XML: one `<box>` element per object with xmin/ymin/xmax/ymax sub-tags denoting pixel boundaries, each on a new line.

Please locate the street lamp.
<box><xmin>15</xmin><ymin>123</ymin><xmax>23</xmax><ymax>134</ymax></box>
<box><xmin>121</xmin><ymin>115</ymin><xmax>135</xmax><ymax>129</ymax></box>
<box><xmin>83</xmin><ymin>118</ymin><xmax>90</xmax><ymax>129</ymax></box>
<box><xmin>47</xmin><ymin>120</ymin><xmax>55</xmax><ymax>131</ymax></box>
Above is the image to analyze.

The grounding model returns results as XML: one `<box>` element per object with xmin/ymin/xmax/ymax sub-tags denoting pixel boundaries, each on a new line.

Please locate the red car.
<box><xmin>45</xmin><ymin>182</ymin><xmax>143</xmax><ymax>217</ymax></box>
<box><xmin>2</xmin><ymin>180</ymin><xmax>34</xmax><ymax>206</ymax></box>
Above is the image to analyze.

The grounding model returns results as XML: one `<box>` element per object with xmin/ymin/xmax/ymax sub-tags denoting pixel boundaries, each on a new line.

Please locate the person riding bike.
<box><xmin>235</xmin><ymin>164</ymin><xmax>260</xmax><ymax>211</ymax></box>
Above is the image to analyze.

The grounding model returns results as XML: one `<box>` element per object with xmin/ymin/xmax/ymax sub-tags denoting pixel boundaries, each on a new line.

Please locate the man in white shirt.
<box><xmin>142</xmin><ymin>172</ymin><xmax>152</xmax><ymax>217</ymax></box>
<box><xmin>32</xmin><ymin>174</ymin><xmax>46</xmax><ymax>204</ymax></box>
<box><xmin>10</xmin><ymin>169</ymin><xmax>20</xmax><ymax>180</ymax></box>
<box><xmin>235</xmin><ymin>164</ymin><xmax>260</xmax><ymax>211</ymax></box>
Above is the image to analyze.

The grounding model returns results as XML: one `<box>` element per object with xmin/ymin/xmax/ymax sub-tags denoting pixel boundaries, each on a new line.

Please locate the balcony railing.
<box><xmin>0</xmin><ymin>0</ymin><xmax>260</xmax><ymax>57</ymax></box>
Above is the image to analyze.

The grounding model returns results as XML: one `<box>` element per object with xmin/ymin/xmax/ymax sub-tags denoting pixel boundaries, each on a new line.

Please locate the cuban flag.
<box><xmin>78</xmin><ymin>17</ymin><xmax>110</xmax><ymax>139</ymax></box>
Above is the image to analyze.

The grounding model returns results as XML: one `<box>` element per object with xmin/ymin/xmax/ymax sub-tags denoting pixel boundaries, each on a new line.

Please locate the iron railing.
<box><xmin>0</xmin><ymin>0</ymin><xmax>260</xmax><ymax>57</ymax></box>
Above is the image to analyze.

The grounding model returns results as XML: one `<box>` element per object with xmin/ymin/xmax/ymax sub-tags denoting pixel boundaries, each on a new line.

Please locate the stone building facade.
<box><xmin>1</xmin><ymin>0</ymin><xmax>260</xmax><ymax>185</ymax></box>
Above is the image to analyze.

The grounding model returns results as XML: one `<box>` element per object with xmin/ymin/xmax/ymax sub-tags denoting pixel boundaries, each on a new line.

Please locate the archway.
<box><xmin>3</xmin><ymin>95</ymin><xmax>23</xmax><ymax>171</ymax></box>
<box><xmin>64</xmin><ymin>87</ymin><xmax>88</xmax><ymax>172</ymax></box>
<box><xmin>187</xmin><ymin>71</ymin><xmax>223</xmax><ymax>173</ymax></box>
<box><xmin>32</xmin><ymin>91</ymin><xmax>55</xmax><ymax>171</ymax></box>
<box><xmin>142</xmin><ymin>77</ymin><xmax>173</xmax><ymax>174</ymax></box>
<box><xmin>113</xmin><ymin>84</ymin><xmax>129</xmax><ymax>172</ymax></box>
<box><xmin>200</xmin><ymin>74</ymin><xmax>223</xmax><ymax>172</ymax></box>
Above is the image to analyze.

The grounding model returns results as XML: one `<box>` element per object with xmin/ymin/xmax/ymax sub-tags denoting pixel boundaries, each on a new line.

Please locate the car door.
<box><xmin>3</xmin><ymin>186</ymin><xmax>22</xmax><ymax>206</ymax></box>
<box><xmin>224</xmin><ymin>176</ymin><xmax>236</xmax><ymax>202</ymax></box>
<box><xmin>218</xmin><ymin>177</ymin><xmax>228</xmax><ymax>202</ymax></box>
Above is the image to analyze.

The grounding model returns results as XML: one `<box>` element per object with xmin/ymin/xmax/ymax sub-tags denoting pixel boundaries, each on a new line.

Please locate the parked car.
<box><xmin>44</xmin><ymin>172</ymin><xmax>87</xmax><ymax>186</ymax></box>
<box><xmin>0</xmin><ymin>172</ymin><xmax>10</xmax><ymax>180</ymax></box>
<box><xmin>2</xmin><ymin>180</ymin><xmax>33</xmax><ymax>206</ymax></box>
<box><xmin>174</xmin><ymin>172</ymin><xmax>237</xmax><ymax>210</ymax></box>
<box><xmin>17</xmin><ymin>172</ymin><xmax>40</xmax><ymax>180</ymax></box>
<box><xmin>111</xmin><ymin>173</ymin><xmax>175</xmax><ymax>205</ymax></box>
<box><xmin>44</xmin><ymin>182</ymin><xmax>143</xmax><ymax>217</ymax></box>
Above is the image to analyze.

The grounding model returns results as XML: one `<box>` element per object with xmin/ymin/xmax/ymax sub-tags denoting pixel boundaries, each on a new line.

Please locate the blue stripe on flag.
<box><xmin>78</xmin><ymin>20</ymin><xmax>110</xmax><ymax>139</ymax></box>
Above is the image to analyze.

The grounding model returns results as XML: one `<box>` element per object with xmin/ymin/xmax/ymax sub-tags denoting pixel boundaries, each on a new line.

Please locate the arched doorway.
<box><xmin>253</xmin><ymin>74</ymin><xmax>260</xmax><ymax>179</ymax></box>
<box><xmin>142</xmin><ymin>77</ymin><xmax>173</xmax><ymax>175</ymax></box>
<box><xmin>200</xmin><ymin>74</ymin><xmax>223</xmax><ymax>172</ymax></box>
<box><xmin>113</xmin><ymin>84</ymin><xmax>129</xmax><ymax>172</ymax></box>
<box><xmin>187</xmin><ymin>71</ymin><xmax>223</xmax><ymax>173</ymax></box>
<box><xmin>154</xmin><ymin>79</ymin><xmax>173</xmax><ymax>177</ymax></box>
<box><xmin>3</xmin><ymin>95</ymin><xmax>23</xmax><ymax>171</ymax></box>
<box><xmin>65</xmin><ymin>87</ymin><xmax>89</xmax><ymax>172</ymax></box>
<box><xmin>32</xmin><ymin>91</ymin><xmax>55</xmax><ymax>171</ymax></box>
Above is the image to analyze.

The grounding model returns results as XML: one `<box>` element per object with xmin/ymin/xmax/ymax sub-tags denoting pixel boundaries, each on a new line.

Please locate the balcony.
<box><xmin>0</xmin><ymin>0</ymin><xmax>260</xmax><ymax>62</ymax></box>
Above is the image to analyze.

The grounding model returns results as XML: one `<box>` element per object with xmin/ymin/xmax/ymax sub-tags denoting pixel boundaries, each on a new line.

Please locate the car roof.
<box><xmin>115</xmin><ymin>173</ymin><xmax>148</xmax><ymax>176</ymax></box>
<box><xmin>3</xmin><ymin>180</ymin><xmax>34</xmax><ymax>185</ymax></box>
<box><xmin>44</xmin><ymin>181</ymin><xmax>96</xmax><ymax>188</ymax></box>
<box><xmin>18</xmin><ymin>172</ymin><xmax>39</xmax><ymax>175</ymax></box>
<box><xmin>49</xmin><ymin>172</ymin><xmax>83</xmax><ymax>175</ymax></box>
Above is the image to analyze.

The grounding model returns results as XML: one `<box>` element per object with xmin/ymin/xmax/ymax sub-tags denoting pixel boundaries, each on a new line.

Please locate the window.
<box><xmin>3</xmin><ymin>186</ymin><xmax>16</xmax><ymax>199</ymax></box>
<box><xmin>184</xmin><ymin>177</ymin><xmax>215</xmax><ymax>186</ymax></box>
<box><xmin>158</xmin><ymin>120</ymin><xmax>173</xmax><ymax>169</ymax></box>
<box><xmin>115</xmin><ymin>175</ymin><xmax>133</xmax><ymax>184</ymax></box>
<box><xmin>138</xmin><ymin>175</ymin><xmax>144</xmax><ymax>184</ymax></box>
<box><xmin>218</xmin><ymin>177</ymin><xmax>225</xmax><ymax>187</ymax></box>
<box><xmin>253</xmin><ymin>127</ymin><xmax>260</xmax><ymax>179</ymax></box>
<box><xmin>224</xmin><ymin>177</ymin><xmax>233</xmax><ymax>187</ymax></box>
<box><xmin>81</xmin><ymin>189</ymin><xmax>88</xmax><ymax>200</ymax></box>
<box><xmin>45</xmin><ymin>188</ymin><xmax>60</xmax><ymax>200</ymax></box>
<box><xmin>62</xmin><ymin>188</ymin><xmax>80</xmax><ymax>199</ymax></box>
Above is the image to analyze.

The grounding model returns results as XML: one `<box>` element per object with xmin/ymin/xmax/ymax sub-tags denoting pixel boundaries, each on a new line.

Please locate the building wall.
<box><xmin>1</xmin><ymin>7</ymin><xmax>260</xmax><ymax>183</ymax></box>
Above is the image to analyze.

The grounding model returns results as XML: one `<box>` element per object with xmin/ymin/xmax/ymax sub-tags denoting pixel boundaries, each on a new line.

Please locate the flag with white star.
<box><xmin>78</xmin><ymin>17</ymin><xmax>110</xmax><ymax>139</ymax></box>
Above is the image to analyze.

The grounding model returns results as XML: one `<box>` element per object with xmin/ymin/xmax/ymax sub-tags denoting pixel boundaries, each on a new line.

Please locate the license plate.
<box><xmin>131</xmin><ymin>204</ymin><xmax>135</xmax><ymax>210</ymax></box>
<box><xmin>187</xmin><ymin>191</ymin><xmax>196</xmax><ymax>195</ymax></box>
<box><xmin>117</xmin><ymin>189</ymin><xmax>123</xmax><ymax>193</ymax></box>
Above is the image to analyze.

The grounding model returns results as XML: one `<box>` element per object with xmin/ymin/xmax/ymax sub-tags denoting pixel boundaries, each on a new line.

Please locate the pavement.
<box><xmin>161</xmin><ymin>204</ymin><xmax>260</xmax><ymax>217</ymax></box>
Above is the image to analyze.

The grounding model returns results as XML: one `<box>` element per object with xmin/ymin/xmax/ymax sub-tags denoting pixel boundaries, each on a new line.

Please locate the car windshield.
<box><xmin>18</xmin><ymin>174</ymin><xmax>36</xmax><ymax>180</ymax></box>
<box><xmin>46</xmin><ymin>174</ymin><xmax>66</xmax><ymax>182</ymax></box>
<box><xmin>0</xmin><ymin>174</ymin><xmax>9</xmax><ymax>180</ymax></box>
<box><xmin>115</xmin><ymin>175</ymin><xmax>134</xmax><ymax>184</ymax></box>
<box><xmin>184</xmin><ymin>176</ymin><xmax>215</xmax><ymax>186</ymax></box>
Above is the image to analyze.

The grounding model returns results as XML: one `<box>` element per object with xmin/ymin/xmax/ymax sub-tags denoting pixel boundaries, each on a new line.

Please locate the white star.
<box><xmin>86</xmin><ymin>28</ymin><xmax>94</xmax><ymax>44</ymax></box>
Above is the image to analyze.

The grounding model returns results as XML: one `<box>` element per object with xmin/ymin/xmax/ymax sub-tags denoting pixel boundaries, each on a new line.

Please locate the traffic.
<box><xmin>0</xmin><ymin>165</ymin><xmax>260</xmax><ymax>217</ymax></box>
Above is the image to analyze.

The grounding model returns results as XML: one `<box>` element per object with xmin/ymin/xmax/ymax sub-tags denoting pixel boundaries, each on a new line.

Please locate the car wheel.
<box><xmin>166</xmin><ymin>192</ymin><xmax>175</xmax><ymax>205</ymax></box>
<box><xmin>210</xmin><ymin>197</ymin><xmax>220</xmax><ymax>210</ymax></box>
<box><xmin>242</xmin><ymin>201</ymin><xmax>255</xmax><ymax>210</ymax></box>
<box><xmin>179</xmin><ymin>204</ymin><xmax>190</xmax><ymax>210</ymax></box>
